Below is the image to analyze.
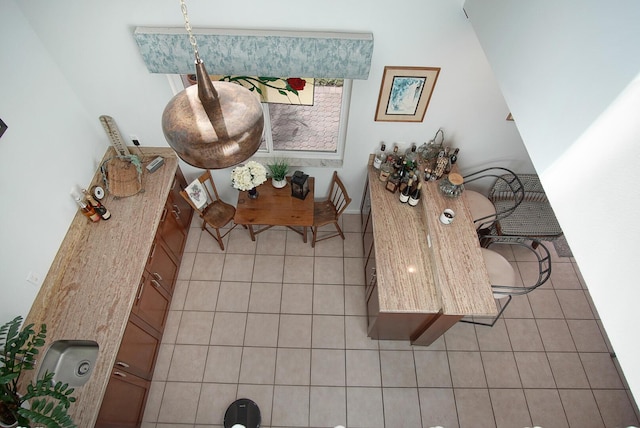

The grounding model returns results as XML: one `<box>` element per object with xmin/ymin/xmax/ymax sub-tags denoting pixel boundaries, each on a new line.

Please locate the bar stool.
<box><xmin>460</xmin><ymin>235</ymin><xmax>551</xmax><ymax>326</ymax></box>
<box><xmin>462</xmin><ymin>167</ymin><xmax>524</xmax><ymax>234</ymax></box>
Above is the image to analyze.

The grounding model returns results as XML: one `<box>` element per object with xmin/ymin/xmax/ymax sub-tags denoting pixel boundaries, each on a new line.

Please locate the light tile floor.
<box><xmin>142</xmin><ymin>214</ymin><xmax>640</xmax><ymax>428</ymax></box>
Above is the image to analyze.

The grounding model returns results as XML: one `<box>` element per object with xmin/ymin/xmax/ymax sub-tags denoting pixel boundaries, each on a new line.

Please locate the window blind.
<box><xmin>134</xmin><ymin>27</ymin><xmax>374</xmax><ymax>79</ymax></box>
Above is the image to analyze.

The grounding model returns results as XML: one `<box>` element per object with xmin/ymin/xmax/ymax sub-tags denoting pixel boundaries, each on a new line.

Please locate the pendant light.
<box><xmin>162</xmin><ymin>0</ymin><xmax>264</xmax><ymax>169</ymax></box>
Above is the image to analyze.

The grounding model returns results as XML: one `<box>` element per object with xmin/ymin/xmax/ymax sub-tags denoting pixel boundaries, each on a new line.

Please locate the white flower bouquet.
<box><xmin>230</xmin><ymin>161</ymin><xmax>267</xmax><ymax>191</ymax></box>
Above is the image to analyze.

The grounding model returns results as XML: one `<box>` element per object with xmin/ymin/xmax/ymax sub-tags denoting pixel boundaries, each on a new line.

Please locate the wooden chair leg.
<box><xmin>311</xmin><ymin>226</ymin><xmax>317</xmax><ymax>248</ymax></box>
<box><xmin>334</xmin><ymin>222</ymin><xmax>345</xmax><ymax>240</ymax></box>
<box><xmin>215</xmin><ymin>228</ymin><xmax>224</xmax><ymax>251</ymax></box>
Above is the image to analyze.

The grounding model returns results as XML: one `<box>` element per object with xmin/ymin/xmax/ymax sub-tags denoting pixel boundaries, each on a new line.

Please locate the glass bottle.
<box><xmin>373</xmin><ymin>142</ymin><xmax>386</xmax><ymax>169</ymax></box>
<box><xmin>390</xmin><ymin>144</ymin><xmax>401</xmax><ymax>167</ymax></box>
<box><xmin>386</xmin><ymin>170</ymin><xmax>400</xmax><ymax>193</ymax></box>
<box><xmin>378</xmin><ymin>156</ymin><xmax>393</xmax><ymax>182</ymax></box>
<box><xmin>449</xmin><ymin>147</ymin><xmax>460</xmax><ymax>165</ymax></box>
<box><xmin>399</xmin><ymin>178</ymin><xmax>413</xmax><ymax>203</ymax></box>
<box><xmin>408</xmin><ymin>181</ymin><xmax>422</xmax><ymax>207</ymax></box>
<box><xmin>405</xmin><ymin>143</ymin><xmax>418</xmax><ymax>169</ymax></box>
<box><xmin>399</xmin><ymin>170</ymin><xmax>413</xmax><ymax>194</ymax></box>
<box><xmin>75</xmin><ymin>198</ymin><xmax>100</xmax><ymax>222</ymax></box>
<box><xmin>84</xmin><ymin>189</ymin><xmax>111</xmax><ymax>220</ymax></box>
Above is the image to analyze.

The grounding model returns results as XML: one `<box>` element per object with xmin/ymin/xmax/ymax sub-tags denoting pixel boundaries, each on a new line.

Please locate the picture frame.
<box><xmin>375</xmin><ymin>66</ymin><xmax>441</xmax><ymax>122</ymax></box>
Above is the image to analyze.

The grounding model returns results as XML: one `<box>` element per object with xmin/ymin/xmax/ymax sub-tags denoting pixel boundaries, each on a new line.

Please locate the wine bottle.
<box><xmin>390</xmin><ymin>144</ymin><xmax>401</xmax><ymax>166</ymax></box>
<box><xmin>75</xmin><ymin>198</ymin><xmax>100</xmax><ymax>222</ymax></box>
<box><xmin>405</xmin><ymin>143</ymin><xmax>418</xmax><ymax>169</ymax></box>
<box><xmin>84</xmin><ymin>189</ymin><xmax>111</xmax><ymax>220</ymax></box>
<box><xmin>373</xmin><ymin>142</ymin><xmax>386</xmax><ymax>169</ymax></box>
<box><xmin>408</xmin><ymin>181</ymin><xmax>422</xmax><ymax>207</ymax></box>
<box><xmin>399</xmin><ymin>178</ymin><xmax>413</xmax><ymax>203</ymax></box>
<box><xmin>449</xmin><ymin>148</ymin><xmax>460</xmax><ymax>165</ymax></box>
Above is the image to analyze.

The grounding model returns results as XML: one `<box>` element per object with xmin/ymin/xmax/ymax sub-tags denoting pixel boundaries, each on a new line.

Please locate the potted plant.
<box><xmin>266</xmin><ymin>159</ymin><xmax>289</xmax><ymax>189</ymax></box>
<box><xmin>0</xmin><ymin>316</ymin><xmax>76</xmax><ymax>428</ymax></box>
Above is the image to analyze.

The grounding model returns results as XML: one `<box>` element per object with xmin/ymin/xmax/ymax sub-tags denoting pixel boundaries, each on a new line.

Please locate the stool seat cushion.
<box><xmin>465</xmin><ymin>190</ymin><xmax>497</xmax><ymax>224</ymax></box>
<box><xmin>481</xmin><ymin>248</ymin><xmax>517</xmax><ymax>299</ymax></box>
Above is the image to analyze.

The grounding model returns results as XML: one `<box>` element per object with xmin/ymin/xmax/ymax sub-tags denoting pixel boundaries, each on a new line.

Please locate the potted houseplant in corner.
<box><xmin>267</xmin><ymin>159</ymin><xmax>289</xmax><ymax>189</ymax></box>
<box><xmin>0</xmin><ymin>316</ymin><xmax>76</xmax><ymax>428</ymax></box>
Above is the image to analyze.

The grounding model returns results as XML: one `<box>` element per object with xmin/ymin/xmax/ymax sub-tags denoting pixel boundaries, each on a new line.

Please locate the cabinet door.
<box><xmin>364</xmin><ymin>246</ymin><xmax>377</xmax><ymax>302</ymax></box>
<box><xmin>158</xmin><ymin>202</ymin><xmax>187</xmax><ymax>262</ymax></box>
<box><xmin>366</xmin><ymin>280</ymin><xmax>380</xmax><ymax>338</ymax></box>
<box><xmin>131</xmin><ymin>271</ymin><xmax>171</xmax><ymax>334</ymax></box>
<box><xmin>114</xmin><ymin>316</ymin><xmax>162</xmax><ymax>380</ymax></box>
<box><xmin>169</xmin><ymin>168</ymin><xmax>193</xmax><ymax>230</ymax></box>
<box><xmin>146</xmin><ymin>238</ymin><xmax>179</xmax><ymax>296</ymax></box>
<box><xmin>360</xmin><ymin>176</ymin><xmax>371</xmax><ymax>234</ymax></box>
<box><xmin>95</xmin><ymin>366</ymin><xmax>150</xmax><ymax>428</ymax></box>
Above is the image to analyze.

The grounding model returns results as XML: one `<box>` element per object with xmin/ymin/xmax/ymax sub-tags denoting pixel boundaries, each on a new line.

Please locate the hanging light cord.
<box><xmin>180</xmin><ymin>0</ymin><xmax>201</xmax><ymax>63</ymax></box>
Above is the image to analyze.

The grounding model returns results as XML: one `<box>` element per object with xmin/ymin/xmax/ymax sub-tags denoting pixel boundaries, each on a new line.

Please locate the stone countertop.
<box><xmin>23</xmin><ymin>146</ymin><xmax>178</xmax><ymax>428</ymax></box>
<box><xmin>368</xmin><ymin>167</ymin><xmax>441</xmax><ymax>313</ymax></box>
<box><xmin>368</xmin><ymin>165</ymin><xmax>496</xmax><ymax>317</ymax></box>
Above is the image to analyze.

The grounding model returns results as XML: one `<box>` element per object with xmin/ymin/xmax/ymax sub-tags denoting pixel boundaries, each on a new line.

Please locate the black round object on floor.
<box><xmin>223</xmin><ymin>398</ymin><xmax>261</xmax><ymax>428</ymax></box>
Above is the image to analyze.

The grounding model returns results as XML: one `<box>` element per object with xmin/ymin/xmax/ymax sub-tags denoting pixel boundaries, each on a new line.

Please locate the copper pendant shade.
<box><xmin>162</xmin><ymin>60</ymin><xmax>264</xmax><ymax>169</ymax></box>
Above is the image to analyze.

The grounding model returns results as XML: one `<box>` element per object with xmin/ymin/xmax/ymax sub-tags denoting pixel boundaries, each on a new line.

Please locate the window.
<box><xmin>167</xmin><ymin>75</ymin><xmax>351</xmax><ymax>165</ymax></box>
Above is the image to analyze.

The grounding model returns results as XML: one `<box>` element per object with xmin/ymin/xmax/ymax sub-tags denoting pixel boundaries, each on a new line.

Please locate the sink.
<box><xmin>37</xmin><ymin>340</ymin><xmax>99</xmax><ymax>387</ymax></box>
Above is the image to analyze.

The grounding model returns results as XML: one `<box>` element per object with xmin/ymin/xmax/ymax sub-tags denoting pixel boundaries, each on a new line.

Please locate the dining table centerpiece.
<box><xmin>267</xmin><ymin>159</ymin><xmax>290</xmax><ymax>189</ymax></box>
<box><xmin>231</xmin><ymin>161</ymin><xmax>267</xmax><ymax>199</ymax></box>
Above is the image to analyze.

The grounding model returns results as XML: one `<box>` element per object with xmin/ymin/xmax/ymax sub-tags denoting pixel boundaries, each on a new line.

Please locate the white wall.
<box><xmin>1</xmin><ymin>2</ymin><xmax>533</xmax><ymax>319</ymax></box>
<box><xmin>464</xmin><ymin>0</ymin><xmax>640</xmax><ymax>402</ymax></box>
<box><xmin>0</xmin><ymin>1</ymin><xmax>108</xmax><ymax>320</ymax></box>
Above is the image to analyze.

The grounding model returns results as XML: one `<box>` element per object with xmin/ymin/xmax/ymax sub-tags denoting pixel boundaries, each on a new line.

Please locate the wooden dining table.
<box><xmin>233</xmin><ymin>177</ymin><xmax>315</xmax><ymax>242</ymax></box>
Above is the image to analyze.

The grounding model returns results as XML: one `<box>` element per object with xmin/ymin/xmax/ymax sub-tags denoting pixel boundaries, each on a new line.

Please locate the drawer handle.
<box><xmin>172</xmin><ymin>204</ymin><xmax>181</xmax><ymax>219</ymax></box>
<box><xmin>115</xmin><ymin>361</ymin><xmax>130</xmax><ymax>368</ymax></box>
<box><xmin>160</xmin><ymin>207</ymin><xmax>168</xmax><ymax>222</ymax></box>
<box><xmin>113</xmin><ymin>371</ymin><xmax>127</xmax><ymax>378</ymax></box>
<box><xmin>151</xmin><ymin>279</ymin><xmax>162</xmax><ymax>289</ymax></box>
<box><xmin>136</xmin><ymin>280</ymin><xmax>145</xmax><ymax>301</ymax></box>
<box><xmin>152</xmin><ymin>272</ymin><xmax>163</xmax><ymax>281</ymax></box>
<box><xmin>148</xmin><ymin>242</ymin><xmax>157</xmax><ymax>262</ymax></box>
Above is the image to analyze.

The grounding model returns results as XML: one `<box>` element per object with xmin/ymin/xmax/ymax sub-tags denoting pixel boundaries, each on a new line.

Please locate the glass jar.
<box><xmin>439</xmin><ymin>173</ymin><xmax>464</xmax><ymax>198</ymax></box>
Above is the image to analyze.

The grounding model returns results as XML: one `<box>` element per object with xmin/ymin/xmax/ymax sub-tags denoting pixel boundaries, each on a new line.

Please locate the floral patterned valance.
<box><xmin>133</xmin><ymin>27</ymin><xmax>374</xmax><ymax>80</ymax></box>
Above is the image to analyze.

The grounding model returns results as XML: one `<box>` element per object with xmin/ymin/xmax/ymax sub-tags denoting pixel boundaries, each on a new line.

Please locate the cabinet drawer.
<box><xmin>157</xmin><ymin>202</ymin><xmax>187</xmax><ymax>262</ymax></box>
<box><xmin>131</xmin><ymin>271</ymin><xmax>171</xmax><ymax>333</ymax></box>
<box><xmin>114</xmin><ymin>316</ymin><xmax>162</xmax><ymax>380</ymax></box>
<box><xmin>95</xmin><ymin>365</ymin><xmax>150</xmax><ymax>428</ymax></box>
<box><xmin>146</xmin><ymin>238</ymin><xmax>179</xmax><ymax>296</ymax></box>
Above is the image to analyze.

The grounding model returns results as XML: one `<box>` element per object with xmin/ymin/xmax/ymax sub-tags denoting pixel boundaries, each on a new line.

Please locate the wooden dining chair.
<box><xmin>460</xmin><ymin>235</ymin><xmax>551</xmax><ymax>326</ymax></box>
<box><xmin>180</xmin><ymin>170</ymin><xmax>237</xmax><ymax>250</ymax></box>
<box><xmin>311</xmin><ymin>171</ymin><xmax>352</xmax><ymax>248</ymax></box>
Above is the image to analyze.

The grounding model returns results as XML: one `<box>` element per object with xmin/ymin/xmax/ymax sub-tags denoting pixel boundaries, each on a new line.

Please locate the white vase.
<box><xmin>272</xmin><ymin>178</ymin><xmax>287</xmax><ymax>189</ymax></box>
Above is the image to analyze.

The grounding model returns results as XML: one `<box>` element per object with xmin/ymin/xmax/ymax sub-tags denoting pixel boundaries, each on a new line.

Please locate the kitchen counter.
<box><xmin>365</xmin><ymin>165</ymin><xmax>496</xmax><ymax>344</ymax></box>
<box><xmin>23</xmin><ymin>146</ymin><xmax>178</xmax><ymax>427</ymax></box>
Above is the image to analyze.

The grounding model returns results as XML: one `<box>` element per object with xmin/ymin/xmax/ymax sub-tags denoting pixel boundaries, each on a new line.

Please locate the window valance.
<box><xmin>133</xmin><ymin>27</ymin><xmax>374</xmax><ymax>79</ymax></box>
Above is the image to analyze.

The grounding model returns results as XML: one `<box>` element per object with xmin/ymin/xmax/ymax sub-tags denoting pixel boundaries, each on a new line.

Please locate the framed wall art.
<box><xmin>375</xmin><ymin>66</ymin><xmax>440</xmax><ymax>122</ymax></box>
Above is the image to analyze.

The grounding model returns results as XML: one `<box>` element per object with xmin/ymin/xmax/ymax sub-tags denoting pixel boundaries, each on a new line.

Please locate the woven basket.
<box><xmin>103</xmin><ymin>157</ymin><xmax>142</xmax><ymax>197</ymax></box>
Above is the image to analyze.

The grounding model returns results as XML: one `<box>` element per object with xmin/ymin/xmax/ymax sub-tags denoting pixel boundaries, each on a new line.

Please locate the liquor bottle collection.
<box><xmin>373</xmin><ymin>129</ymin><xmax>460</xmax><ymax>206</ymax></box>
<box><xmin>72</xmin><ymin>187</ymin><xmax>111</xmax><ymax>223</ymax></box>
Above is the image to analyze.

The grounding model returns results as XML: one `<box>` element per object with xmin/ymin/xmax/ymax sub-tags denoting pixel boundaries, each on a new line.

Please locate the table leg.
<box><xmin>247</xmin><ymin>225</ymin><xmax>256</xmax><ymax>241</ymax></box>
<box><xmin>302</xmin><ymin>226</ymin><xmax>307</xmax><ymax>243</ymax></box>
